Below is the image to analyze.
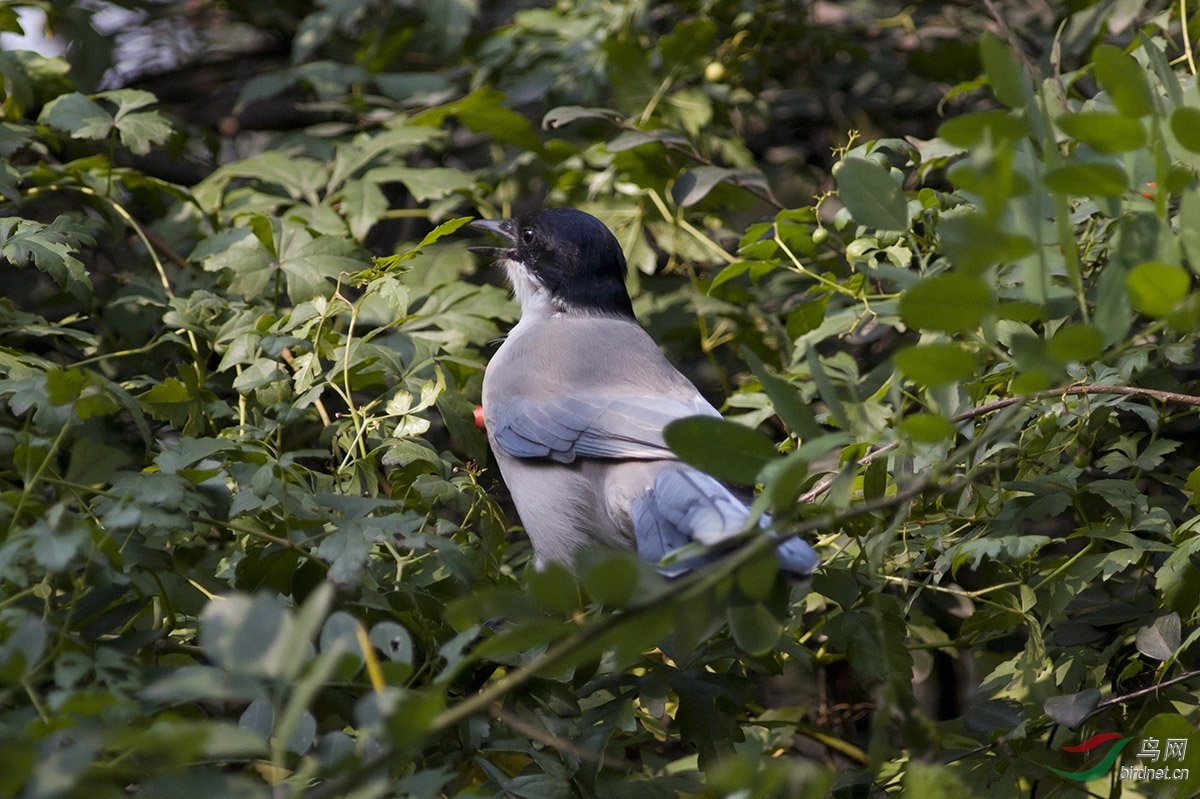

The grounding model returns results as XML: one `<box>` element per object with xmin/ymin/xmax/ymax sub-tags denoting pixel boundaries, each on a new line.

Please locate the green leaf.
<box><xmin>1093</xmin><ymin>44</ymin><xmax>1154</xmax><ymax>118</ymax></box>
<box><xmin>605</xmin><ymin>128</ymin><xmax>690</xmax><ymax>152</ymax></box>
<box><xmin>786</xmin><ymin>295</ymin><xmax>829</xmax><ymax>339</ymax></box>
<box><xmin>369</xmin><ymin>621</ymin><xmax>414</xmax><ymax>665</ymax></box>
<box><xmin>1056</xmin><ymin>112</ymin><xmax>1146</xmax><ymax>153</ymax></box>
<box><xmin>939</xmin><ymin>212</ymin><xmax>1034</xmax><ymax>273</ymax></box>
<box><xmin>1126</xmin><ymin>261</ymin><xmax>1190</xmax><ymax>317</ymax></box>
<box><xmin>673</xmin><ymin>166</ymin><xmax>735</xmax><ymax>207</ymax></box>
<box><xmin>726</xmin><ymin>600</ymin><xmax>781</xmax><ymax>655</ymax></box>
<box><xmin>199</xmin><ymin>151</ymin><xmax>329</xmax><ymax>208</ymax></box>
<box><xmin>0</xmin><ymin>216</ymin><xmax>92</xmax><ymax>300</ymax></box>
<box><xmin>903</xmin><ymin>762</ymin><xmax>971</xmax><ymax>799</ymax></box>
<box><xmin>962</xmin><ymin>698</ymin><xmax>1023</xmax><ymax>733</ymax></box>
<box><xmin>1135</xmin><ymin>613</ymin><xmax>1181</xmax><ymax>661</ymax></box>
<box><xmin>1170</xmin><ymin>107</ymin><xmax>1200</xmax><ymax>153</ymax></box>
<box><xmin>740</xmin><ymin>348</ymin><xmax>822</xmax><ymax>440</ymax></box>
<box><xmin>834</xmin><ymin>157</ymin><xmax>910</xmax><ymax>231</ymax></box>
<box><xmin>38</xmin><ymin>92</ymin><xmax>113</xmax><ymax>140</ymax></box>
<box><xmin>893</xmin><ymin>343</ymin><xmax>975</xmax><ymax>387</ymax></box>
<box><xmin>373</xmin><ymin>216</ymin><xmax>474</xmax><ymax>272</ymax></box>
<box><xmin>1043</xmin><ymin>688</ymin><xmax>1100</xmax><ymax>728</ymax></box>
<box><xmin>141</xmin><ymin>377</ymin><xmax>193</xmax><ymax>404</ymax></box>
<box><xmin>980</xmin><ymin>32</ymin><xmax>1029</xmax><ymax>109</ymax></box>
<box><xmin>938</xmin><ymin>109</ymin><xmax>1030</xmax><ymax>147</ymax></box>
<box><xmin>806</xmin><ymin>348</ymin><xmax>850</xmax><ymax>431</ymax></box>
<box><xmin>899</xmin><ymin>413</ymin><xmax>955</xmax><ymax>442</ymax></box>
<box><xmin>578</xmin><ymin>548</ymin><xmax>641</xmax><ymax>606</ymax></box>
<box><xmin>200</xmin><ymin>593</ymin><xmax>293</xmax><ymax>678</ymax></box>
<box><xmin>1141</xmin><ymin>714</ymin><xmax>1200</xmax><ymax>795</ymax></box>
<box><xmin>1047</xmin><ymin>324</ymin><xmax>1104</xmax><ymax>363</ymax></box>
<box><xmin>526</xmin><ymin>561</ymin><xmax>582</xmax><ymax>615</ymax></box>
<box><xmin>341</xmin><ymin>180</ymin><xmax>388</xmax><ymax>241</ymax></box>
<box><xmin>1044</xmin><ymin>162</ymin><xmax>1129</xmax><ymax>196</ymax></box>
<box><xmin>410</xmin><ymin>87</ymin><xmax>544</xmax><ymax>153</ymax></box>
<box><xmin>541</xmin><ymin>106</ymin><xmax>623</xmax><ymax>129</ymax></box>
<box><xmin>663</xmin><ymin>416</ymin><xmax>778</xmax><ymax>486</ymax></box>
<box><xmin>900</xmin><ymin>273</ymin><xmax>994</xmax><ymax>332</ymax></box>
<box><xmin>659</xmin><ymin>18</ymin><xmax>717</xmax><ymax>68</ymax></box>
<box><xmin>363</xmin><ymin>166</ymin><xmax>476</xmax><ymax>203</ymax></box>
<box><xmin>1157</xmin><ymin>536</ymin><xmax>1200</xmax><ymax>616</ymax></box>
<box><xmin>1187</xmin><ymin>466</ymin><xmax>1200</xmax><ymax>508</ymax></box>
<box><xmin>92</xmin><ymin>89</ymin><xmax>173</xmax><ymax>154</ymax></box>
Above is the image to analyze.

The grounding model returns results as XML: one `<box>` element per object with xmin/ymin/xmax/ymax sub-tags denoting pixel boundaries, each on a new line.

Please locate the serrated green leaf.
<box><xmin>363</xmin><ymin>166</ymin><xmax>476</xmax><ymax>202</ymax></box>
<box><xmin>112</xmin><ymin>110</ymin><xmax>172</xmax><ymax>155</ymax></box>
<box><xmin>409</xmin><ymin>87</ymin><xmax>543</xmax><ymax>153</ymax></box>
<box><xmin>38</xmin><ymin>92</ymin><xmax>113</xmax><ymax>140</ymax></box>
<box><xmin>0</xmin><ymin>217</ymin><xmax>92</xmax><ymax>299</ymax></box>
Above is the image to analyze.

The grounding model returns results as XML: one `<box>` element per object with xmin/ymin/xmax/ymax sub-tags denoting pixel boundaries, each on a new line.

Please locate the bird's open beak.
<box><xmin>468</xmin><ymin>218</ymin><xmax>516</xmax><ymax>259</ymax></box>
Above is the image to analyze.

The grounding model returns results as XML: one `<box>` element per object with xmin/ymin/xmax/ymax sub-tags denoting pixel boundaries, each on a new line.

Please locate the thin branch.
<box><xmin>947</xmin><ymin>668</ymin><xmax>1200</xmax><ymax>767</ymax></box>
<box><xmin>490</xmin><ymin>703</ymin><xmax>637</xmax><ymax>772</ymax></box>
<box><xmin>1092</xmin><ymin>668</ymin><xmax>1200</xmax><ymax>716</ymax></box>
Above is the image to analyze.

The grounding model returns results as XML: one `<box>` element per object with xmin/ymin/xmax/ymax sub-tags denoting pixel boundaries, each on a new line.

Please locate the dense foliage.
<box><xmin>2</xmin><ymin>1</ymin><xmax>1200</xmax><ymax>797</ymax></box>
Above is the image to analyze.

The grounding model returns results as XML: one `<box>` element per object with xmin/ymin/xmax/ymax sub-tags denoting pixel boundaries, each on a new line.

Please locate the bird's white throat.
<box><xmin>502</xmin><ymin>258</ymin><xmax>558</xmax><ymax>320</ymax></box>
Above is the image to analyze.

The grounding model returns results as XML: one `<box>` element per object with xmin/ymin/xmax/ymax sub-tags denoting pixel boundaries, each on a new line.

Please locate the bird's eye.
<box><xmin>520</xmin><ymin>227</ymin><xmax>535</xmax><ymax>245</ymax></box>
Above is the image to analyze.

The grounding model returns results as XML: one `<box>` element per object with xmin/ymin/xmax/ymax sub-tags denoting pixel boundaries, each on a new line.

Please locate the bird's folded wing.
<box><xmin>489</xmin><ymin>394</ymin><xmax>719</xmax><ymax>463</ymax></box>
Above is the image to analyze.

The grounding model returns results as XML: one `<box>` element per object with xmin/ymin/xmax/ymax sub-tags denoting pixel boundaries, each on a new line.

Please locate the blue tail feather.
<box><xmin>630</xmin><ymin>465</ymin><xmax>818</xmax><ymax>577</ymax></box>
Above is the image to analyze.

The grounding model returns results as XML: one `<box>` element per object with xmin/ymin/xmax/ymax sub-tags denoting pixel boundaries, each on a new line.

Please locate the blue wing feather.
<box><xmin>631</xmin><ymin>465</ymin><xmax>818</xmax><ymax>577</ymax></box>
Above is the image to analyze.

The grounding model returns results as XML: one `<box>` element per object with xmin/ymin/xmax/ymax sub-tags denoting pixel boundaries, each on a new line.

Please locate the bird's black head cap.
<box><xmin>471</xmin><ymin>208</ymin><xmax>635</xmax><ymax>319</ymax></box>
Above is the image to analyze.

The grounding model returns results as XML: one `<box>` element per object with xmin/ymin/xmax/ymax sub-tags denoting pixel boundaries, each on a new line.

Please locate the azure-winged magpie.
<box><xmin>470</xmin><ymin>208</ymin><xmax>818</xmax><ymax>577</ymax></box>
